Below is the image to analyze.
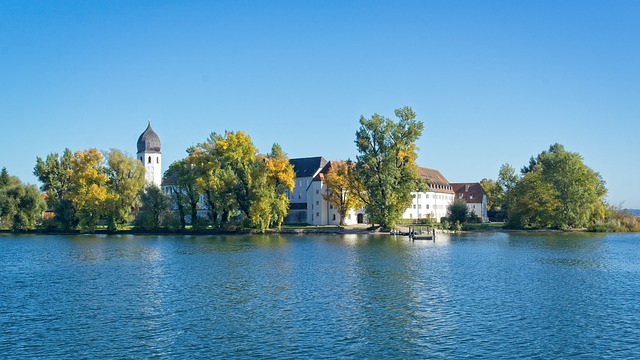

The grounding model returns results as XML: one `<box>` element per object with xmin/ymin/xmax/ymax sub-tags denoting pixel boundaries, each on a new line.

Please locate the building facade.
<box><xmin>306</xmin><ymin>163</ymin><xmax>454</xmax><ymax>226</ymax></box>
<box><xmin>451</xmin><ymin>183</ymin><xmax>489</xmax><ymax>222</ymax></box>
<box><xmin>284</xmin><ymin>156</ymin><xmax>327</xmax><ymax>224</ymax></box>
<box><xmin>401</xmin><ymin>168</ymin><xmax>455</xmax><ymax>222</ymax></box>
<box><xmin>306</xmin><ymin>161</ymin><xmax>366</xmax><ymax>226</ymax></box>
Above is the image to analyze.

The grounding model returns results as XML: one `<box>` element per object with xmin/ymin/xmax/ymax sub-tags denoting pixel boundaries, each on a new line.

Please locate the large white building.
<box><xmin>306</xmin><ymin>164</ymin><xmax>455</xmax><ymax>226</ymax></box>
<box><xmin>137</xmin><ymin>122</ymin><xmax>162</xmax><ymax>187</ymax></box>
<box><xmin>401</xmin><ymin>167</ymin><xmax>455</xmax><ymax>222</ymax></box>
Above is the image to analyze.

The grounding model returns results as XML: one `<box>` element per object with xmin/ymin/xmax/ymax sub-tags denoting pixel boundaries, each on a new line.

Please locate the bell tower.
<box><xmin>136</xmin><ymin>121</ymin><xmax>162</xmax><ymax>187</ymax></box>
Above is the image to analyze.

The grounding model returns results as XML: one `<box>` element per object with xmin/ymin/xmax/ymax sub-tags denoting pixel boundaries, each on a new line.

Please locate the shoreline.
<box><xmin>1</xmin><ymin>226</ymin><xmax>623</xmax><ymax>236</ymax></box>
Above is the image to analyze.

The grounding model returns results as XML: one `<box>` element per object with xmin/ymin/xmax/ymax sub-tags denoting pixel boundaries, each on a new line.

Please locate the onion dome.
<box><xmin>137</xmin><ymin>121</ymin><xmax>161</xmax><ymax>153</ymax></box>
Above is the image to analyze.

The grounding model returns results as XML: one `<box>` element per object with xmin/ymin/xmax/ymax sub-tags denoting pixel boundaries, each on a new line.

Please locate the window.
<box><xmin>332</xmin><ymin>214</ymin><xmax>336</xmax><ymax>221</ymax></box>
<box><xmin>316</xmin><ymin>212</ymin><xmax>320</xmax><ymax>217</ymax></box>
<box><xmin>412</xmin><ymin>205</ymin><xmax>416</xmax><ymax>209</ymax></box>
<box><xmin>298</xmin><ymin>194</ymin><xmax>301</xmax><ymax>200</ymax></box>
<box><xmin>426</xmin><ymin>194</ymin><xmax>429</xmax><ymax>199</ymax></box>
<box><xmin>417</xmin><ymin>194</ymin><xmax>421</xmax><ymax>199</ymax></box>
<box><xmin>156</xmin><ymin>157</ymin><xmax>159</xmax><ymax>164</ymax></box>
<box><xmin>316</xmin><ymin>201</ymin><xmax>319</xmax><ymax>205</ymax></box>
<box><xmin>426</xmin><ymin>205</ymin><xmax>429</xmax><ymax>209</ymax></box>
<box><xmin>148</xmin><ymin>156</ymin><xmax>152</xmax><ymax>164</ymax></box>
<box><xmin>418</xmin><ymin>205</ymin><xmax>422</xmax><ymax>209</ymax></box>
<box><xmin>316</xmin><ymin>189</ymin><xmax>319</xmax><ymax>194</ymax></box>
<box><xmin>410</xmin><ymin>214</ymin><xmax>413</xmax><ymax>219</ymax></box>
<box><xmin>330</xmin><ymin>205</ymin><xmax>333</xmax><ymax>209</ymax></box>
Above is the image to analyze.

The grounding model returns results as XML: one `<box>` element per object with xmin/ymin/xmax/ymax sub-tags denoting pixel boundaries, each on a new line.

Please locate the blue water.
<box><xmin>1</xmin><ymin>232</ymin><xmax>639</xmax><ymax>358</ymax></box>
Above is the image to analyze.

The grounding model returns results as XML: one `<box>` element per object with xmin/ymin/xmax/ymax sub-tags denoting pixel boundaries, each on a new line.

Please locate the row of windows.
<box><xmin>412</xmin><ymin>193</ymin><xmax>454</xmax><ymax>201</ymax></box>
<box><xmin>140</xmin><ymin>156</ymin><xmax>160</xmax><ymax>164</ymax></box>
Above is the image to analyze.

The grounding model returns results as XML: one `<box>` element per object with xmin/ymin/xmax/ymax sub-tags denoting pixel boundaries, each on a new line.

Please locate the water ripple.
<box><xmin>1</xmin><ymin>233</ymin><xmax>639</xmax><ymax>358</ymax></box>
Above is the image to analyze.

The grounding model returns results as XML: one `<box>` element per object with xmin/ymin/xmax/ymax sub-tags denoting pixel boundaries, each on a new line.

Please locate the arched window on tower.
<box><xmin>148</xmin><ymin>156</ymin><xmax>151</xmax><ymax>164</ymax></box>
<box><xmin>156</xmin><ymin>157</ymin><xmax>159</xmax><ymax>164</ymax></box>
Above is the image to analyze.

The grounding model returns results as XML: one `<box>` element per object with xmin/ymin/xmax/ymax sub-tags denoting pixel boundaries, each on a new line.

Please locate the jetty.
<box><xmin>394</xmin><ymin>225</ymin><xmax>436</xmax><ymax>241</ymax></box>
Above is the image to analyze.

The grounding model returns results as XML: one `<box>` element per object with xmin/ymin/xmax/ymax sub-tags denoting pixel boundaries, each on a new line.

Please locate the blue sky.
<box><xmin>1</xmin><ymin>0</ymin><xmax>639</xmax><ymax>208</ymax></box>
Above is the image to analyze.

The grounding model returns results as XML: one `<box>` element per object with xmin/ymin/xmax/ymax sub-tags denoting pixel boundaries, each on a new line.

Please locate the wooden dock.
<box><xmin>394</xmin><ymin>225</ymin><xmax>436</xmax><ymax>241</ymax></box>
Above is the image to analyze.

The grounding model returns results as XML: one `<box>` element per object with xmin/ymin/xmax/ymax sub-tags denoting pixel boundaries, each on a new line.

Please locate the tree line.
<box><xmin>154</xmin><ymin>131</ymin><xmax>295</xmax><ymax>232</ymax></box>
<box><xmin>4</xmin><ymin>108</ymin><xmax>635</xmax><ymax>233</ymax></box>
<box><xmin>480</xmin><ymin>143</ymin><xmax>638</xmax><ymax>231</ymax></box>
<box><xmin>20</xmin><ymin>131</ymin><xmax>295</xmax><ymax>233</ymax></box>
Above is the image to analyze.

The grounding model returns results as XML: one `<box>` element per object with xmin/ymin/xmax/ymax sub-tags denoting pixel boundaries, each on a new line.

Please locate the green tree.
<box><xmin>165</xmin><ymin>159</ymin><xmax>201</xmax><ymax>229</ymax></box>
<box><xmin>135</xmin><ymin>184</ymin><xmax>170</xmax><ymax>230</ymax></box>
<box><xmin>188</xmin><ymin>135</ymin><xmax>236</xmax><ymax>227</ymax></box>
<box><xmin>354</xmin><ymin>106</ymin><xmax>425</xmax><ymax>228</ymax></box>
<box><xmin>507</xmin><ymin>144</ymin><xmax>607</xmax><ymax>229</ymax></box>
<box><xmin>211</xmin><ymin>131</ymin><xmax>258</xmax><ymax>220</ymax></box>
<box><xmin>479</xmin><ymin>178</ymin><xmax>499</xmax><ymax>211</ymax></box>
<box><xmin>34</xmin><ymin>149</ymin><xmax>77</xmax><ymax>230</ymax></box>
<box><xmin>0</xmin><ymin>168</ymin><xmax>46</xmax><ymax>231</ymax></box>
<box><xmin>447</xmin><ymin>199</ymin><xmax>469</xmax><ymax>226</ymax></box>
<box><xmin>103</xmin><ymin>149</ymin><xmax>146</xmax><ymax>230</ymax></box>
<box><xmin>186</xmin><ymin>132</ymin><xmax>295</xmax><ymax>232</ymax></box>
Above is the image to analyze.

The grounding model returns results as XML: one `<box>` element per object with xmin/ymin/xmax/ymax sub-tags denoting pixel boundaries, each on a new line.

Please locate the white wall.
<box><xmin>307</xmin><ymin>180</ymin><xmax>366</xmax><ymax>226</ymax></box>
<box><xmin>289</xmin><ymin>176</ymin><xmax>312</xmax><ymax>204</ymax></box>
<box><xmin>402</xmin><ymin>191</ymin><xmax>455</xmax><ymax>222</ymax></box>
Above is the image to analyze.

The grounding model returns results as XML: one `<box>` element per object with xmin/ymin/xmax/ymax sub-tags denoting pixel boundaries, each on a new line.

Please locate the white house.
<box><xmin>306</xmin><ymin>161</ymin><xmax>366</xmax><ymax>225</ymax></box>
<box><xmin>284</xmin><ymin>156</ymin><xmax>327</xmax><ymax>224</ymax></box>
<box><xmin>401</xmin><ymin>167</ymin><xmax>455</xmax><ymax>222</ymax></box>
<box><xmin>451</xmin><ymin>183</ymin><xmax>489</xmax><ymax>222</ymax></box>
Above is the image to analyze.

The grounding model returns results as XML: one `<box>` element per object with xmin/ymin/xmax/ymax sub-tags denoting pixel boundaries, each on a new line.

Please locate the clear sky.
<box><xmin>1</xmin><ymin>1</ymin><xmax>639</xmax><ymax>208</ymax></box>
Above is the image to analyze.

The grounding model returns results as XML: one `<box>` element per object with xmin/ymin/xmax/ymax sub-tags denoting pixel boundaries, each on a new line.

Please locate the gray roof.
<box><xmin>137</xmin><ymin>122</ymin><xmax>161</xmax><ymax>154</ymax></box>
<box><xmin>289</xmin><ymin>156</ymin><xmax>327</xmax><ymax>178</ymax></box>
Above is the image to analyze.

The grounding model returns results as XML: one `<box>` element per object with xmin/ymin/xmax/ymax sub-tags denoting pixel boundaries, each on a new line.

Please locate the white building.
<box><xmin>451</xmin><ymin>183</ymin><xmax>489</xmax><ymax>222</ymax></box>
<box><xmin>137</xmin><ymin>121</ymin><xmax>162</xmax><ymax>187</ymax></box>
<box><xmin>307</xmin><ymin>163</ymin><xmax>454</xmax><ymax>226</ymax></box>
<box><xmin>401</xmin><ymin>168</ymin><xmax>455</xmax><ymax>222</ymax></box>
<box><xmin>284</xmin><ymin>156</ymin><xmax>327</xmax><ymax>224</ymax></box>
<box><xmin>306</xmin><ymin>161</ymin><xmax>366</xmax><ymax>225</ymax></box>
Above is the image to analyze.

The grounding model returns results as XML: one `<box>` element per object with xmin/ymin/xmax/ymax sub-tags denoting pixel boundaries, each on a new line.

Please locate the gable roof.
<box><xmin>418</xmin><ymin>167</ymin><xmax>455</xmax><ymax>194</ymax></box>
<box><xmin>289</xmin><ymin>156</ymin><xmax>327</xmax><ymax>178</ymax></box>
<box><xmin>451</xmin><ymin>183</ymin><xmax>486</xmax><ymax>203</ymax></box>
<box><xmin>312</xmin><ymin>160</ymin><xmax>352</xmax><ymax>182</ymax></box>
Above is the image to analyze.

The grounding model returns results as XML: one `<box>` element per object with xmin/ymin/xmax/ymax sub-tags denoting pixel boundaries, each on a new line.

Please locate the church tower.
<box><xmin>137</xmin><ymin>121</ymin><xmax>162</xmax><ymax>187</ymax></box>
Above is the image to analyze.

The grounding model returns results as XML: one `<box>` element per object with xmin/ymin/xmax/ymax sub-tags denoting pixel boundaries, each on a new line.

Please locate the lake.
<box><xmin>1</xmin><ymin>232</ymin><xmax>639</xmax><ymax>358</ymax></box>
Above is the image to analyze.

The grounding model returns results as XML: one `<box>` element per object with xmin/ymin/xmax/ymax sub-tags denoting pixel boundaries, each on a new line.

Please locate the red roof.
<box><xmin>418</xmin><ymin>167</ymin><xmax>454</xmax><ymax>194</ymax></box>
<box><xmin>451</xmin><ymin>183</ymin><xmax>486</xmax><ymax>203</ymax></box>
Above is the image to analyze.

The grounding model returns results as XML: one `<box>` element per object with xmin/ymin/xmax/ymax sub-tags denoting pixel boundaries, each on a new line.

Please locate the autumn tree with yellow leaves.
<box><xmin>67</xmin><ymin>149</ymin><xmax>109</xmax><ymax>232</ymax></box>
<box><xmin>184</xmin><ymin>131</ymin><xmax>294</xmax><ymax>231</ymax></box>
<box><xmin>322</xmin><ymin>161</ymin><xmax>365</xmax><ymax>226</ymax></box>
<box><xmin>35</xmin><ymin>148</ymin><xmax>147</xmax><ymax>232</ymax></box>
